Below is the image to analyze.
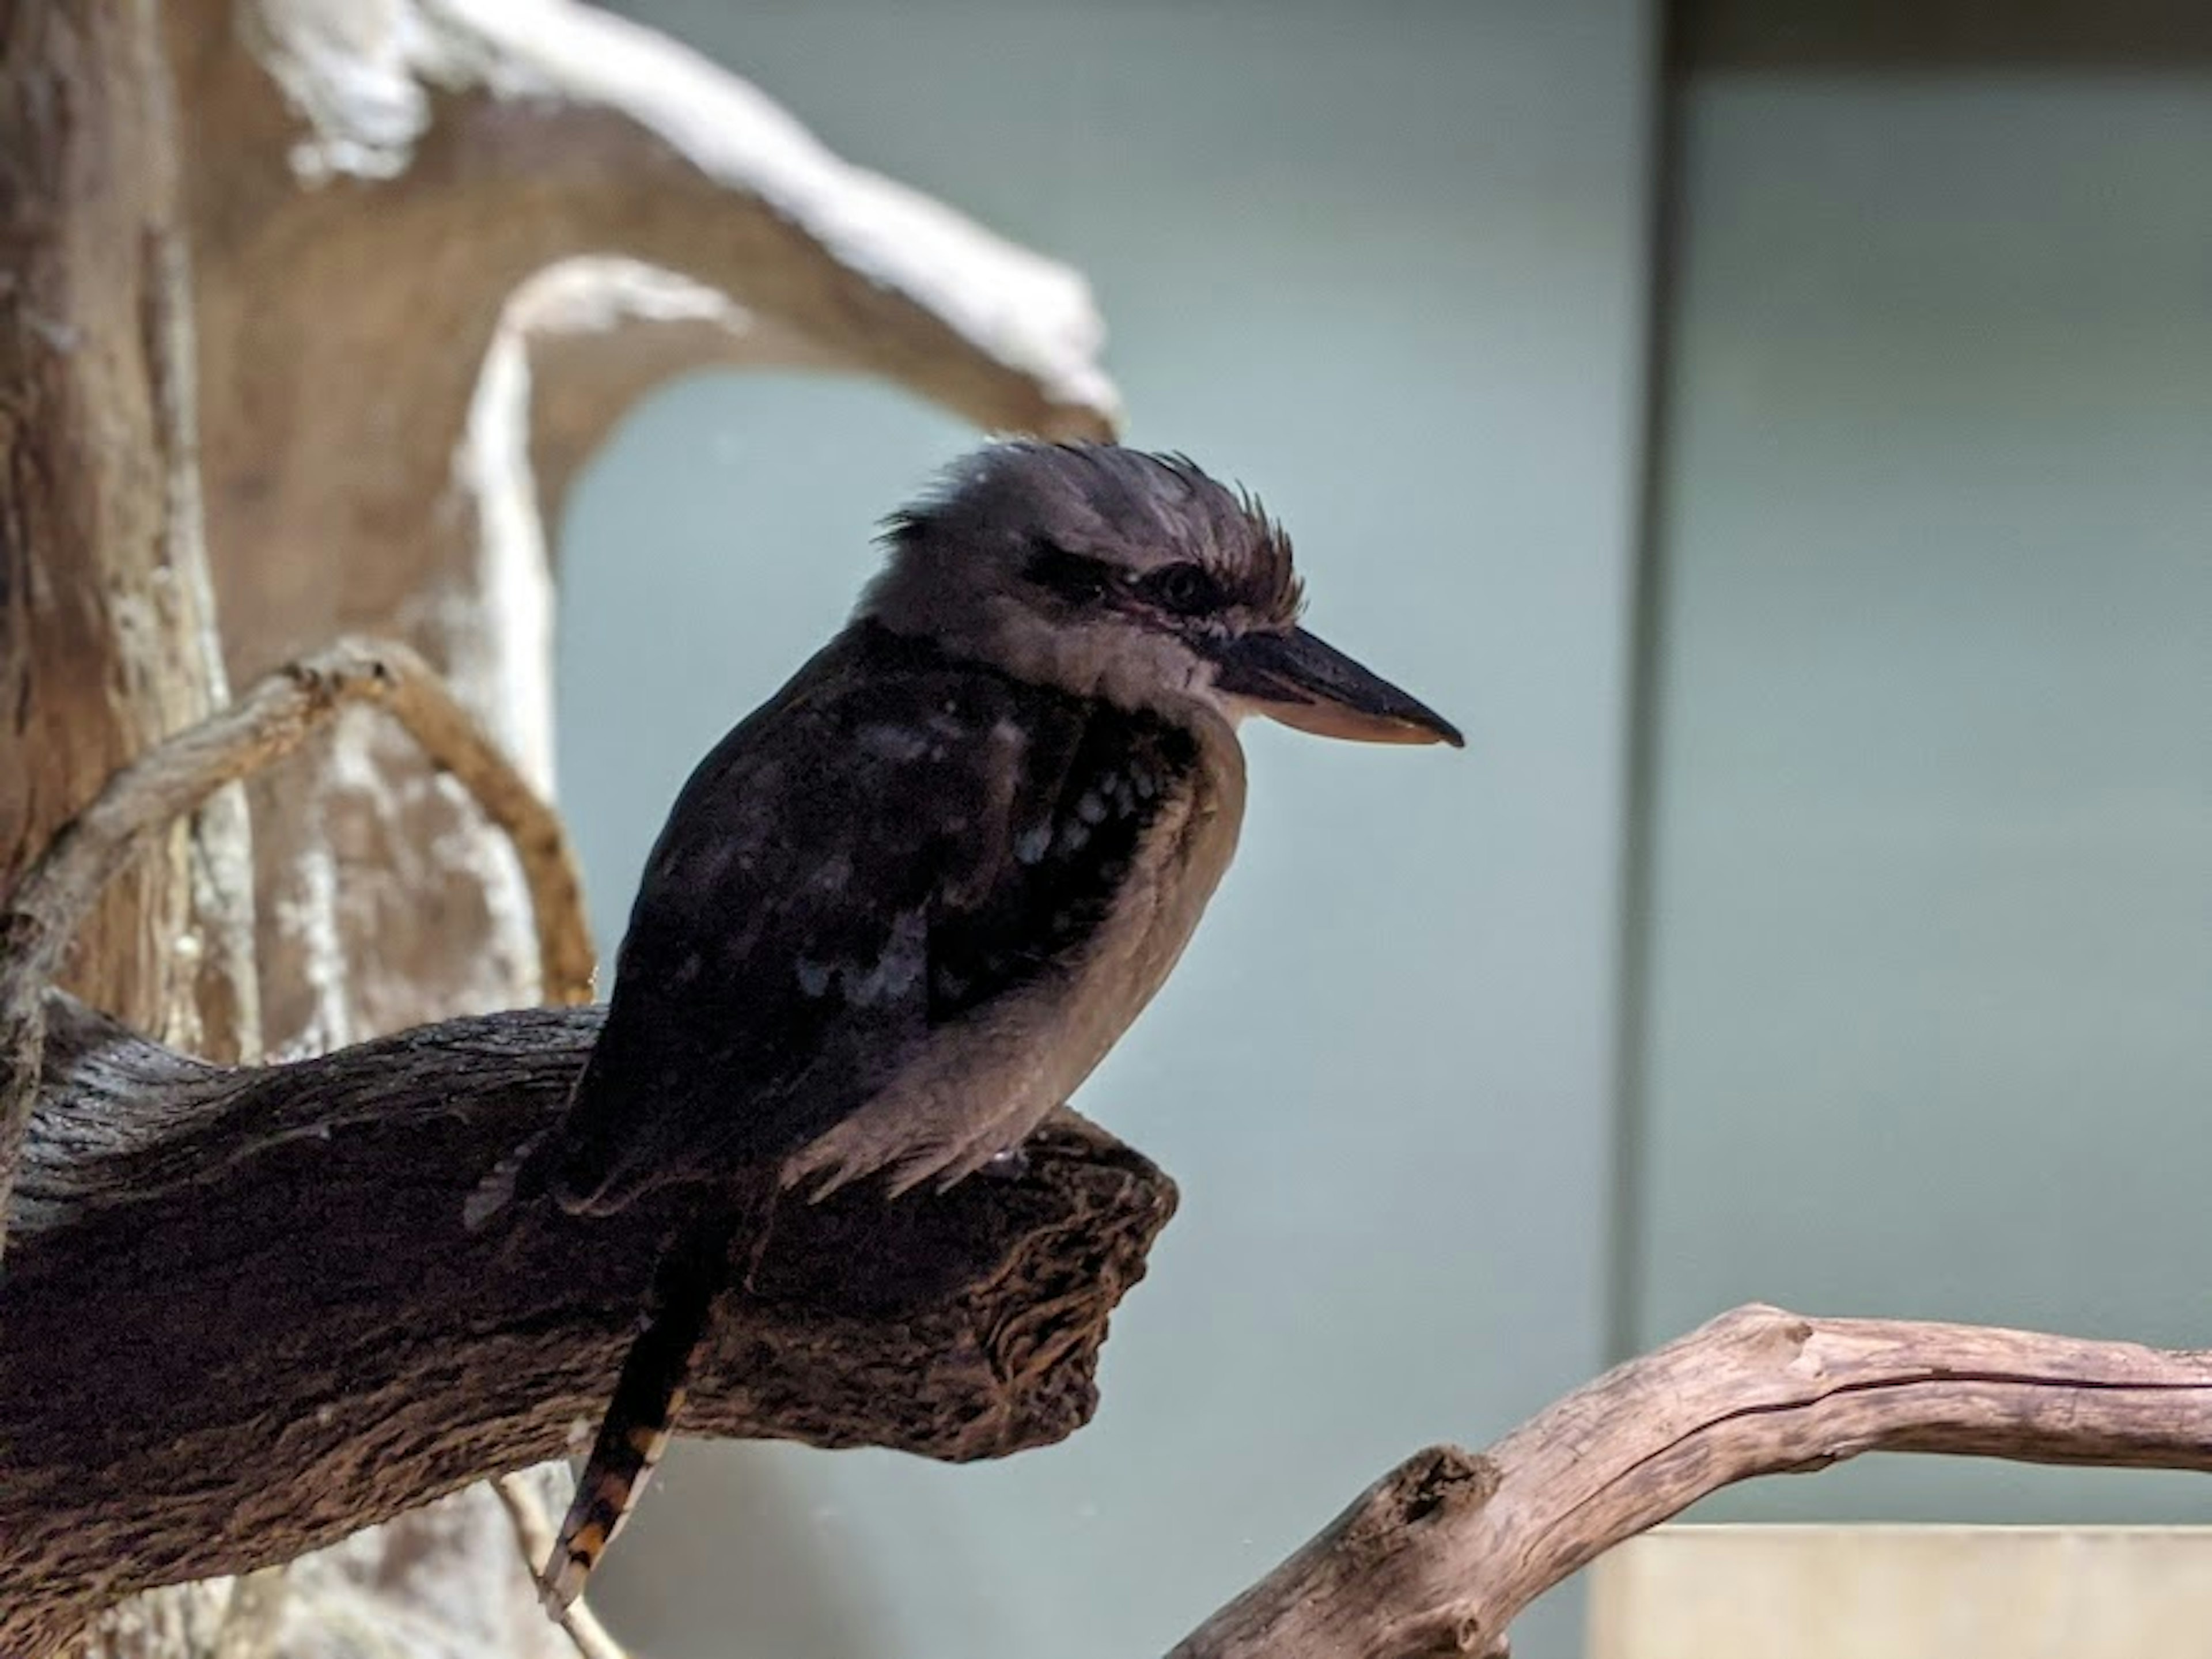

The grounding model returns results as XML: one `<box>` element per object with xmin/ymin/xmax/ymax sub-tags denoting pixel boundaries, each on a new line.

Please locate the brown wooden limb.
<box><xmin>0</xmin><ymin>993</ymin><xmax>1175</xmax><ymax>1657</ymax></box>
<box><xmin>0</xmin><ymin>635</ymin><xmax>591</xmax><ymax>1259</ymax></box>
<box><xmin>1171</xmin><ymin>1304</ymin><xmax>2212</xmax><ymax>1659</ymax></box>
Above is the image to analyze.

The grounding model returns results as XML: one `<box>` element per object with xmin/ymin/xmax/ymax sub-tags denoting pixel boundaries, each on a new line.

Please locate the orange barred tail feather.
<box><xmin>539</xmin><ymin>1206</ymin><xmax>745</xmax><ymax>1611</ymax></box>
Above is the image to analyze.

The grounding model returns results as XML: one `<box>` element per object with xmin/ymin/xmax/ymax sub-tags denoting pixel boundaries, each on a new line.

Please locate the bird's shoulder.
<box><xmin>628</xmin><ymin>620</ymin><xmax>1198</xmax><ymax>953</ymax></box>
<box><xmin>625</xmin><ymin>623</ymin><xmax>1101</xmax><ymax>940</ymax></box>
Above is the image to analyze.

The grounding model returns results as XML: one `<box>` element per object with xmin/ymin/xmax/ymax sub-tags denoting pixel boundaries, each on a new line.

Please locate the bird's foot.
<box><xmin>978</xmin><ymin>1143</ymin><xmax>1031</xmax><ymax>1181</ymax></box>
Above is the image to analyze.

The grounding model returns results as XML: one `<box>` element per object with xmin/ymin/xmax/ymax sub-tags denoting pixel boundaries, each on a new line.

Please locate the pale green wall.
<box><xmin>1630</xmin><ymin>73</ymin><xmax>2212</xmax><ymax>1521</ymax></box>
<box><xmin>557</xmin><ymin>4</ymin><xmax>1655</xmax><ymax>1657</ymax></box>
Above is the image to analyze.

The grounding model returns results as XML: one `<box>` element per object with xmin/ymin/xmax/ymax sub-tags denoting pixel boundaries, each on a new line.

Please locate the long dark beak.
<box><xmin>1209</xmin><ymin>627</ymin><xmax>1464</xmax><ymax>748</ymax></box>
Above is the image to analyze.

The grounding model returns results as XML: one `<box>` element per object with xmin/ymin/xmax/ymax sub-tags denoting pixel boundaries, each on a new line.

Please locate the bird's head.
<box><xmin>862</xmin><ymin>443</ymin><xmax>1463</xmax><ymax>748</ymax></box>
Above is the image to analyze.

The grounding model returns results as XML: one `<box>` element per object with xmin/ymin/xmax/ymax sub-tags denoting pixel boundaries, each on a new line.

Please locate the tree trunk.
<box><xmin>0</xmin><ymin>0</ymin><xmax>242</xmax><ymax>1060</ymax></box>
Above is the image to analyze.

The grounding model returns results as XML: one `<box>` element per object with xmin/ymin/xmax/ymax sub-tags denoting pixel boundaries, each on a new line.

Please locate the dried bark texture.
<box><xmin>1169</xmin><ymin>1305</ymin><xmax>2212</xmax><ymax>1659</ymax></box>
<box><xmin>0</xmin><ymin>637</ymin><xmax>592</xmax><ymax>1249</ymax></box>
<box><xmin>0</xmin><ymin>1</ymin><xmax>236</xmax><ymax>1055</ymax></box>
<box><xmin>0</xmin><ymin>993</ymin><xmax>1175</xmax><ymax>1657</ymax></box>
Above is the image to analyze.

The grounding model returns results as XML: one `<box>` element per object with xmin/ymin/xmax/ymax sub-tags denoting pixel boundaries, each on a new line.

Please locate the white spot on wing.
<box><xmin>856</xmin><ymin>722</ymin><xmax>931</xmax><ymax>762</ymax></box>
<box><xmin>848</xmin><ymin>910</ymin><xmax>927</xmax><ymax>1005</ymax></box>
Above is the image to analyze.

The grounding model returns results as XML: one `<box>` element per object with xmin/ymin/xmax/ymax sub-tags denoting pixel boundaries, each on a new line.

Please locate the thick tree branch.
<box><xmin>0</xmin><ymin>994</ymin><xmax>1174</xmax><ymax>1657</ymax></box>
<box><xmin>1171</xmin><ymin>1304</ymin><xmax>2212</xmax><ymax>1659</ymax></box>
<box><xmin>0</xmin><ymin>638</ymin><xmax>591</xmax><ymax>1258</ymax></box>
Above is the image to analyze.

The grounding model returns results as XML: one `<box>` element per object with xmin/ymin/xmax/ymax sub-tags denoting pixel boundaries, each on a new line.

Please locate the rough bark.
<box><xmin>1169</xmin><ymin>1305</ymin><xmax>2212</xmax><ymax>1659</ymax></box>
<box><xmin>0</xmin><ymin>637</ymin><xmax>593</xmax><ymax>1247</ymax></box>
<box><xmin>0</xmin><ymin>0</ymin><xmax>238</xmax><ymax>1057</ymax></box>
<box><xmin>0</xmin><ymin>994</ymin><xmax>1172</xmax><ymax>1658</ymax></box>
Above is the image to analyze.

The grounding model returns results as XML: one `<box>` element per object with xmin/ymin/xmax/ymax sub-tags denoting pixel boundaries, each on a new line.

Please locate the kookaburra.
<box><xmin>492</xmin><ymin>442</ymin><xmax>1460</xmax><ymax>1609</ymax></box>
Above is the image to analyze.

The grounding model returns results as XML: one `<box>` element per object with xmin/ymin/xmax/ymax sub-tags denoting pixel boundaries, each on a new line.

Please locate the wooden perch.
<box><xmin>1169</xmin><ymin>1304</ymin><xmax>2212</xmax><ymax>1659</ymax></box>
<box><xmin>0</xmin><ymin>626</ymin><xmax>1166</xmax><ymax>1656</ymax></box>
<box><xmin>0</xmin><ymin>637</ymin><xmax>592</xmax><ymax>1257</ymax></box>
<box><xmin>0</xmin><ymin>993</ymin><xmax>1173</xmax><ymax>1656</ymax></box>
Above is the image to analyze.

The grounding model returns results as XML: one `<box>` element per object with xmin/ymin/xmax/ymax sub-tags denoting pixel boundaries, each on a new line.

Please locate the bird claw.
<box><xmin>978</xmin><ymin>1143</ymin><xmax>1031</xmax><ymax>1181</ymax></box>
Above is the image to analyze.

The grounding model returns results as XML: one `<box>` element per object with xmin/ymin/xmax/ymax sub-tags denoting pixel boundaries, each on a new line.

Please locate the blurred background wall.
<box><xmin>1626</xmin><ymin>6</ymin><xmax>2212</xmax><ymax>1528</ymax></box>
<box><xmin>553</xmin><ymin>1</ymin><xmax>2210</xmax><ymax>1654</ymax></box>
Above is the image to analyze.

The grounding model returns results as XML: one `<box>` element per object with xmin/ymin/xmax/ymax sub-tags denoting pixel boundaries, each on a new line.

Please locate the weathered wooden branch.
<box><xmin>1169</xmin><ymin>1304</ymin><xmax>2212</xmax><ymax>1659</ymax></box>
<box><xmin>0</xmin><ymin>637</ymin><xmax>593</xmax><ymax>1261</ymax></box>
<box><xmin>0</xmin><ymin>612</ymin><xmax>1168</xmax><ymax>1659</ymax></box>
<box><xmin>0</xmin><ymin>993</ymin><xmax>1173</xmax><ymax>1656</ymax></box>
<box><xmin>0</xmin><ymin>627</ymin><xmax>606</xmax><ymax>1653</ymax></box>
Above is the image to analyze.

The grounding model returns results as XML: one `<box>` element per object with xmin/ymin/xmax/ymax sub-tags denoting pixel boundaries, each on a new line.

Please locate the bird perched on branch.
<box><xmin>486</xmin><ymin>442</ymin><xmax>1461</xmax><ymax>1610</ymax></box>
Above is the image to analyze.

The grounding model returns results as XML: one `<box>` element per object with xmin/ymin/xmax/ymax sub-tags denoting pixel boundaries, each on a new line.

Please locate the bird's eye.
<box><xmin>1144</xmin><ymin>562</ymin><xmax>1221</xmax><ymax>616</ymax></box>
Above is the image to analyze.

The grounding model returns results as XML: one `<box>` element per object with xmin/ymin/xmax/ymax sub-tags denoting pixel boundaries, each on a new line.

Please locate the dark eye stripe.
<box><xmin>1025</xmin><ymin>543</ymin><xmax>1115</xmax><ymax>604</ymax></box>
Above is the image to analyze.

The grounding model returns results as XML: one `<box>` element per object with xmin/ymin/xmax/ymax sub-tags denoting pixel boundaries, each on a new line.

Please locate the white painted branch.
<box><xmin>228</xmin><ymin>0</ymin><xmax>1119</xmax><ymax>440</ymax></box>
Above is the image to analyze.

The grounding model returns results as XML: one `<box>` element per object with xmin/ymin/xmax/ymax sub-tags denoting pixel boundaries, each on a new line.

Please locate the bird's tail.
<box><xmin>538</xmin><ymin>1204</ymin><xmax>744</xmax><ymax>1612</ymax></box>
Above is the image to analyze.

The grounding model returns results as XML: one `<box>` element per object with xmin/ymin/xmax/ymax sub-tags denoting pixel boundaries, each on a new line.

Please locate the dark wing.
<box><xmin>539</xmin><ymin>622</ymin><xmax>1188</xmax><ymax>1215</ymax></box>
